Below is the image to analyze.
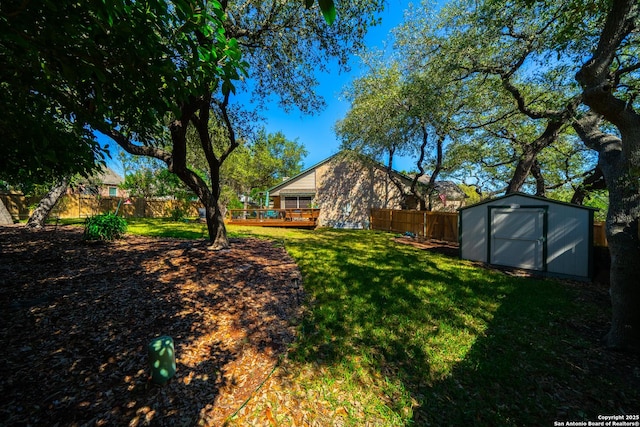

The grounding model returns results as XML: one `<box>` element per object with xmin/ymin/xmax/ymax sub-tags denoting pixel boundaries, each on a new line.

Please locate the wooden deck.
<box><xmin>226</xmin><ymin>209</ymin><xmax>320</xmax><ymax>228</ymax></box>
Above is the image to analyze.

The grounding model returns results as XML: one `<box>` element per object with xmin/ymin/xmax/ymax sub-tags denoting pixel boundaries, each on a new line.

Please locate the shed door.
<box><xmin>490</xmin><ymin>208</ymin><xmax>545</xmax><ymax>271</ymax></box>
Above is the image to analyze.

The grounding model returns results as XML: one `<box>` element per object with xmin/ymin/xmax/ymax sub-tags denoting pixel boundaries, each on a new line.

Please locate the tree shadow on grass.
<box><xmin>280</xmin><ymin>230</ymin><xmax>511</xmax><ymax>412</ymax></box>
<box><xmin>279</xmin><ymin>228</ymin><xmax>639</xmax><ymax>425</ymax></box>
<box><xmin>410</xmin><ymin>277</ymin><xmax>640</xmax><ymax>426</ymax></box>
<box><xmin>0</xmin><ymin>225</ymin><xmax>303</xmax><ymax>426</ymax></box>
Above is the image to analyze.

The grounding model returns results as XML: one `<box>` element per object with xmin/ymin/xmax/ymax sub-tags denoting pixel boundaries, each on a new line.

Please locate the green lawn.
<box><xmin>93</xmin><ymin>219</ymin><xmax>636</xmax><ymax>424</ymax></box>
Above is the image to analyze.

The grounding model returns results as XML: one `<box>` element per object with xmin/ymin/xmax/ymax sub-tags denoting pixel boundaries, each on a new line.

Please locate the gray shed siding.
<box><xmin>460</xmin><ymin>193</ymin><xmax>594</xmax><ymax>280</ymax></box>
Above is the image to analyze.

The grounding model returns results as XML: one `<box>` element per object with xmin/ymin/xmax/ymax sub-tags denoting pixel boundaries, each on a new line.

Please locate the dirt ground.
<box><xmin>0</xmin><ymin>225</ymin><xmax>303</xmax><ymax>426</ymax></box>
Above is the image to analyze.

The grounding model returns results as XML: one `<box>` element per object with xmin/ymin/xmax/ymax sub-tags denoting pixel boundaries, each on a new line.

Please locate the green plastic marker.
<box><xmin>148</xmin><ymin>336</ymin><xmax>176</xmax><ymax>385</ymax></box>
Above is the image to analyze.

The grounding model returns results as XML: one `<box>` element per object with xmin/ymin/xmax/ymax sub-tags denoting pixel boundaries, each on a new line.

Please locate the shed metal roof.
<box><xmin>458</xmin><ymin>192</ymin><xmax>598</xmax><ymax>211</ymax></box>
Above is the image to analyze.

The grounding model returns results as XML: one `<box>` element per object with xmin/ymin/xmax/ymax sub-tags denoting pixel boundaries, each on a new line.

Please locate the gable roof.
<box><xmin>268</xmin><ymin>150</ymin><xmax>464</xmax><ymax>197</ymax></box>
<box><xmin>458</xmin><ymin>191</ymin><xmax>599</xmax><ymax>211</ymax></box>
<box><xmin>80</xmin><ymin>166</ymin><xmax>124</xmax><ymax>186</ymax></box>
<box><xmin>267</xmin><ymin>152</ymin><xmax>341</xmax><ymax>193</ymax></box>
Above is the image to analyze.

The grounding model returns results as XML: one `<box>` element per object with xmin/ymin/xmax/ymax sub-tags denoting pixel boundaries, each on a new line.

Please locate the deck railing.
<box><xmin>226</xmin><ymin>208</ymin><xmax>320</xmax><ymax>227</ymax></box>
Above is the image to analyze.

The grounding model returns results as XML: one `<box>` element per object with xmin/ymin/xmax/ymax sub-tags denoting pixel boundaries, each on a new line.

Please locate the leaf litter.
<box><xmin>0</xmin><ymin>225</ymin><xmax>304</xmax><ymax>426</ymax></box>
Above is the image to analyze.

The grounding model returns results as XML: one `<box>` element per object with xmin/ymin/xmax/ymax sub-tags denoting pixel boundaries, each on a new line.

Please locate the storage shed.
<box><xmin>459</xmin><ymin>193</ymin><xmax>597</xmax><ymax>280</ymax></box>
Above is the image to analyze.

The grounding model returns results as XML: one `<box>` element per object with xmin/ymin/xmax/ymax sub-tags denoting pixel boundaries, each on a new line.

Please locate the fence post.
<box><xmin>423</xmin><ymin>212</ymin><xmax>427</xmax><ymax>238</ymax></box>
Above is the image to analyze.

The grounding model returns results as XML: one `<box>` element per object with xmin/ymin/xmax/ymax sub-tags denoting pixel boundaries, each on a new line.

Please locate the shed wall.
<box><xmin>460</xmin><ymin>206</ymin><xmax>488</xmax><ymax>262</ymax></box>
<box><xmin>460</xmin><ymin>194</ymin><xmax>592</xmax><ymax>279</ymax></box>
<box><xmin>546</xmin><ymin>203</ymin><xmax>590</xmax><ymax>278</ymax></box>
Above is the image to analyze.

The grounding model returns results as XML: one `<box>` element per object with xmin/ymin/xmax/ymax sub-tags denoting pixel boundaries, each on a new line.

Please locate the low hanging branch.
<box><xmin>570</xmin><ymin>167</ymin><xmax>606</xmax><ymax>205</ymax></box>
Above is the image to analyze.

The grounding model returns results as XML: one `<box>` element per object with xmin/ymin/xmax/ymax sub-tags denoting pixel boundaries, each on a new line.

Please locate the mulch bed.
<box><xmin>0</xmin><ymin>225</ymin><xmax>304</xmax><ymax>426</ymax></box>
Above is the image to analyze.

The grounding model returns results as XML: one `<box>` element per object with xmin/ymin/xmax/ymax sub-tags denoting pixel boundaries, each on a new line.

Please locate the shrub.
<box><xmin>84</xmin><ymin>213</ymin><xmax>127</xmax><ymax>241</ymax></box>
<box><xmin>169</xmin><ymin>205</ymin><xmax>187</xmax><ymax>222</ymax></box>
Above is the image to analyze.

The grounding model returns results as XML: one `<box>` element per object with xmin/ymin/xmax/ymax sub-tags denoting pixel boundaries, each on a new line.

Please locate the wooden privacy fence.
<box><xmin>0</xmin><ymin>192</ymin><xmax>202</xmax><ymax>220</ymax></box>
<box><xmin>371</xmin><ymin>208</ymin><xmax>459</xmax><ymax>243</ymax></box>
<box><xmin>593</xmin><ymin>221</ymin><xmax>608</xmax><ymax>247</ymax></box>
<box><xmin>371</xmin><ymin>208</ymin><xmax>610</xmax><ymax>247</ymax></box>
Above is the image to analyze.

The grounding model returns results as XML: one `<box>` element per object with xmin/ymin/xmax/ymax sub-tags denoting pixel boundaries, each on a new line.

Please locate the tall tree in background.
<box><xmin>336</xmin><ymin>62</ymin><xmax>417</xmax><ymax>187</ymax></box>
<box><xmin>221</xmin><ymin>129</ymin><xmax>307</xmax><ymax>208</ymax></box>
<box><xmin>394</xmin><ymin>0</ymin><xmax>639</xmax><ymax>349</ymax></box>
<box><xmin>337</xmin><ymin>55</ymin><xmax>467</xmax><ymax>209</ymax></box>
<box><xmin>396</xmin><ymin>0</ymin><xmax>588</xmax><ymax>196</ymax></box>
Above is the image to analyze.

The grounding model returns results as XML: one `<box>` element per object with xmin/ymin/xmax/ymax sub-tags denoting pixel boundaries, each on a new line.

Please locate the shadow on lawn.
<box><xmin>282</xmin><ymin>228</ymin><xmax>639</xmax><ymax>426</ymax></box>
<box><xmin>414</xmin><ymin>279</ymin><xmax>640</xmax><ymax>426</ymax></box>
<box><xmin>0</xmin><ymin>225</ymin><xmax>301</xmax><ymax>426</ymax></box>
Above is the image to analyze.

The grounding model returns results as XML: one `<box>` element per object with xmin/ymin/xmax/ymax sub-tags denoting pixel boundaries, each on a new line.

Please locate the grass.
<box><xmin>57</xmin><ymin>217</ymin><xmax>209</xmax><ymax>239</ymax></box>
<box><xmin>61</xmin><ymin>218</ymin><xmax>636</xmax><ymax>425</ymax></box>
<box><xmin>125</xmin><ymin>217</ymin><xmax>209</xmax><ymax>239</ymax></box>
<box><xmin>251</xmin><ymin>228</ymin><xmax>576</xmax><ymax>425</ymax></box>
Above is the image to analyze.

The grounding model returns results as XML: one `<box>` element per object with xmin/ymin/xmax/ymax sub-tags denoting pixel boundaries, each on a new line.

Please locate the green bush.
<box><xmin>84</xmin><ymin>213</ymin><xmax>127</xmax><ymax>241</ymax></box>
<box><xmin>169</xmin><ymin>206</ymin><xmax>187</xmax><ymax>222</ymax></box>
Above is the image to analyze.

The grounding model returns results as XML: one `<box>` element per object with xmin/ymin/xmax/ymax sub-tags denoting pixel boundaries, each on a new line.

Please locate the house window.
<box><xmin>284</xmin><ymin>196</ymin><xmax>312</xmax><ymax>209</ymax></box>
<box><xmin>108</xmin><ymin>186</ymin><xmax>117</xmax><ymax>197</ymax></box>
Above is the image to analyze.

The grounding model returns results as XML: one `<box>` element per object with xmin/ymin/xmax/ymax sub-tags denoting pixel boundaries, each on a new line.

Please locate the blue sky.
<box><xmin>244</xmin><ymin>0</ymin><xmax>414</xmax><ymax>171</ymax></box>
<box><xmin>108</xmin><ymin>1</ymin><xmax>415</xmax><ymax>174</ymax></box>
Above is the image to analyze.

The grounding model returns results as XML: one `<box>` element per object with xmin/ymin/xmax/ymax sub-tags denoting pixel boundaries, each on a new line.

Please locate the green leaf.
<box><xmin>318</xmin><ymin>0</ymin><xmax>336</xmax><ymax>25</ymax></box>
<box><xmin>222</xmin><ymin>80</ymin><xmax>235</xmax><ymax>96</ymax></box>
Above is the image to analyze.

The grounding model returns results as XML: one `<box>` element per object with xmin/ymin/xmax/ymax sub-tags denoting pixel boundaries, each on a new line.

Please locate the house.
<box><xmin>459</xmin><ymin>192</ymin><xmax>597</xmax><ymax>280</ymax></box>
<box><xmin>266</xmin><ymin>151</ymin><xmax>466</xmax><ymax>229</ymax></box>
<box><xmin>74</xmin><ymin>166</ymin><xmax>127</xmax><ymax>198</ymax></box>
<box><xmin>411</xmin><ymin>175</ymin><xmax>468</xmax><ymax>212</ymax></box>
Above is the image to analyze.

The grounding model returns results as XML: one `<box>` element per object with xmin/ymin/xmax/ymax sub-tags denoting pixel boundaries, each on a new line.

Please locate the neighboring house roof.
<box><xmin>414</xmin><ymin>175</ymin><xmax>467</xmax><ymax>200</ymax></box>
<box><xmin>83</xmin><ymin>166</ymin><xmax>124</xmax><ymax>186</ymax></box>
<box><xmin>95</xmin><ymin>166</ymin><xmax>124</xmax><ymax>186</ymax></box>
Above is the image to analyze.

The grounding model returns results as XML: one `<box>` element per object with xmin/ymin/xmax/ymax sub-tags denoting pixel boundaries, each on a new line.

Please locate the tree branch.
<box><xmin>216</xmin><ymin>92</ymin><xmax>240</xmax><ymax>166</ymax></box>
<box><xmin>96</xmin><ymin>125</ymin><xmax>171</xmax><ymax>163</ymax></box>
<box><xmin>572</xmin><ymin>111</ymin><xmax>623</xmax><ymax>153</ymax></box>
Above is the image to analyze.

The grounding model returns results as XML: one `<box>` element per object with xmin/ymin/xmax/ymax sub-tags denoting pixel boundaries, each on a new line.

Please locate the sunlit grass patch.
<box><xmin>124</xmin><ymin>217</ymin><xmax>208</xmax><ymax>239</ymax></box>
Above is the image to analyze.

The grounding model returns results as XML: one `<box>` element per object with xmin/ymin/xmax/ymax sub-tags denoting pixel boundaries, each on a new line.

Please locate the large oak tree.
<box><xmin>573</xmin><ymin>0</ymin><xmax>640</xmax><ymax>349</ymax></box>
<box><xmin>2</xmin><ymin>0</ymin><xmax>382</xmax><ymax>248</ymax></box>
<box><xmin>396</xmin><ymin>0</ymin><xmax>639</xmax><ymax>349</ymax></box>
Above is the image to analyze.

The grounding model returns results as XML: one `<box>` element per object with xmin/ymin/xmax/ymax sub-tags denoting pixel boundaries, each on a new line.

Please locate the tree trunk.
<box><xmin>201</xmin><ymin>159</ymin><xmax>230</xmax><ymax>250</ymax></box>
<box><xmin>573</xmin><ymin>113</ymin><xmax>640</xmax><ymax>350</ymax></box>
<box><xmin>598</xmin><ymin>147</ymin><xmax>640</xmax><ymax>349</ymax></box>
<box><xmin>506</xmin><ymin>151</ymin><xmax>537</xmax><ymax>193</ymax></box>
<box><xmin>26</xmin><ymin>176</ymin><xmax>70</xmax><ymax>229</ymax></box>
<box><xmin>205</xmin><ymin>200</ymin><xmax>229</xmax><ymax>250</ymax></box>
<box><xmin>505</xmin><ymin>120</ymin><xmax>565</xmax><ymax>194</ymax></box>
<box><xmin>573</xmin><ymin>0</ymin><xmax>640</xmax><ymax>350</ymax></box>
<box><xmin>604</xmin><ymin>176</ymin><xmax>640</xmax><ymax>350</ymax></box>
<box><xmin>530</xmin><ymin>160</ymin><xmax>546</xmax><ymax>197</ymax></box>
